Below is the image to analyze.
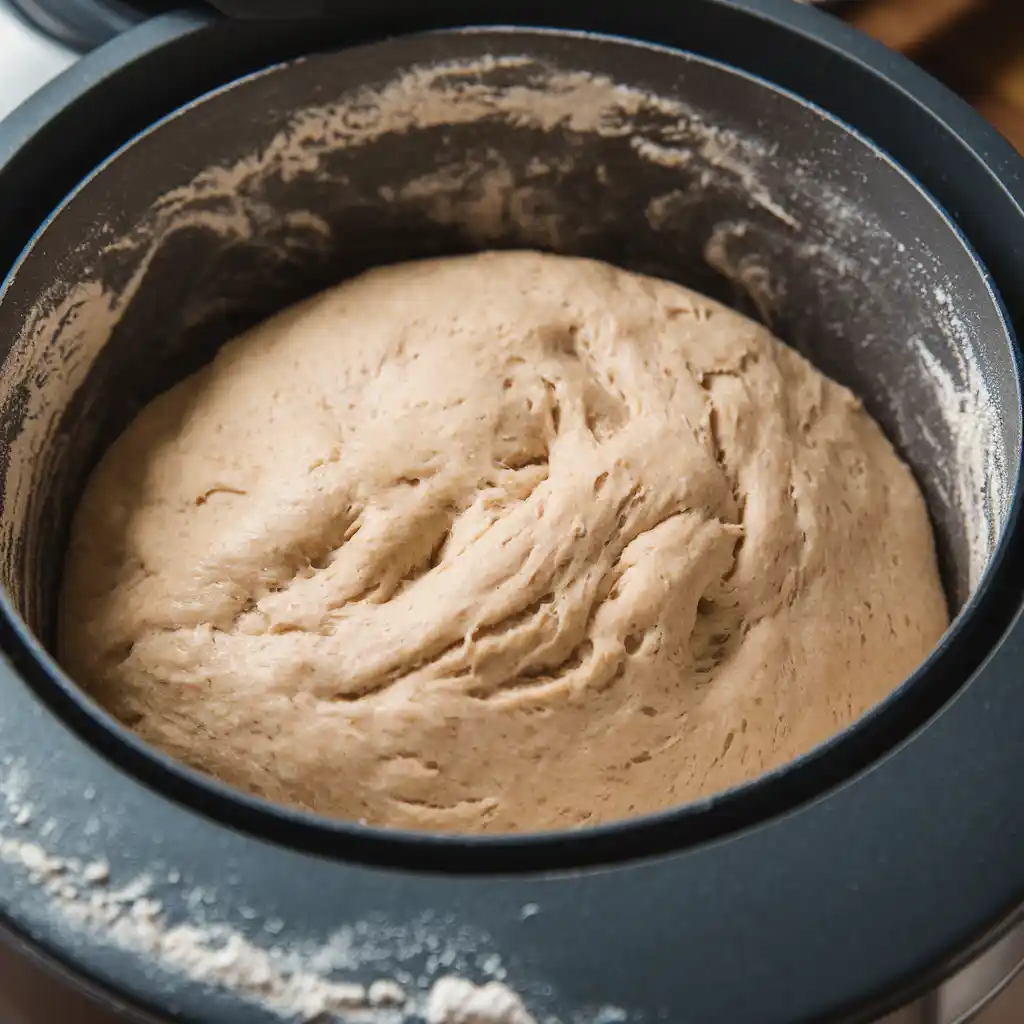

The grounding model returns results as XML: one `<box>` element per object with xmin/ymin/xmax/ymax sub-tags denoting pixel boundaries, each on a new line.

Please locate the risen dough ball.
<box><xmin>60</xmin><ymin>251</ymin><xmax>948</xmax><ymax>833</ymax></box>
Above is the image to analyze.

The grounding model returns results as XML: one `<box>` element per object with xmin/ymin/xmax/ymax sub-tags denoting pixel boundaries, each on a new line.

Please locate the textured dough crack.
<box><xmin>59</xmin><ymin>251</ymin><xmax>948</xmax><ymax>834</ymax></box>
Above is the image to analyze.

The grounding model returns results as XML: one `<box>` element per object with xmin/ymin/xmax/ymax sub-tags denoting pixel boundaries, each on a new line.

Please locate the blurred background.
<box><xmin>844</xmin><ymin>0</ymin><xmax>1024</xmax><ymax>154</ymax></box>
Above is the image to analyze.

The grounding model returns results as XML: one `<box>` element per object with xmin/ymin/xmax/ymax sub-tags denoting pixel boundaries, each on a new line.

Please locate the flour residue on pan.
<box><xmin>156</xmin><ymin>54</ymin><xmax>793</xmax><ymax>224</ymax></box>
<box><xmin>0</xmin><ymin>760</ymin><xmax>639</xmax><ymax>1023</ymax></box>
<box><xmin>910</xmin><ymin>289</ymin><xmax>1006</xmax><ymax>592</ymax></box>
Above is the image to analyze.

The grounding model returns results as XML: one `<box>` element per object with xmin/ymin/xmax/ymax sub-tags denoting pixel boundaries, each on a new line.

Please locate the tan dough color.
<box><xmin>60</xmin><ymin>250</ymin><xmax>949</xmax><ymax>834</ymax></box>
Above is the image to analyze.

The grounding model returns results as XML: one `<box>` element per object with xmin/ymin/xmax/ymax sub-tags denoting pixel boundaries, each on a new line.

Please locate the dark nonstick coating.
<box><xmin>0</xmin><ymin>4</ymin><xmax>1022</xmax><ymax>1024</ymax></box>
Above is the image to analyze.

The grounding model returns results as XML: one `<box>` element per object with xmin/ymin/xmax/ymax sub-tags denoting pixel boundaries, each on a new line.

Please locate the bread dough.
<box><xmin>59</xmin><ymin>251</ymin><xmax>948</xmax><ymax>834</ymax></box>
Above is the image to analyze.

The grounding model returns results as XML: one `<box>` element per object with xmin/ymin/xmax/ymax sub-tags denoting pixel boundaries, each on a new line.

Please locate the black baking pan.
<box><xmin>0</xmin><ymin>2</ymin><xmax>1023</xmax><ymax>1023</ymax></box>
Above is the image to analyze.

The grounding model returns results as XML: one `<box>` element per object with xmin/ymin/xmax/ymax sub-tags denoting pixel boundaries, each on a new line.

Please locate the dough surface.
<box><xmin>60</xmin><ymin>251</ymin><xmax>948</xmax><ymax>833</ymax></box>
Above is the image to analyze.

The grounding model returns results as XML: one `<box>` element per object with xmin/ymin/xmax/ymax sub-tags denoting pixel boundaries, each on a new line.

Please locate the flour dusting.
<box><xmin>426</xmin><ymin>976</ymin><xmax>536</xmax><ymax>1024</ymax></box>
<box><xmin>911</xmin><ymin>290</ymin><xmax>1005</xmax><ymax>592</ymax></box>
<box><xmin>0</xmin><ymin>760</ymin><xmax>575</xmax><ymax>1023</ymax></box>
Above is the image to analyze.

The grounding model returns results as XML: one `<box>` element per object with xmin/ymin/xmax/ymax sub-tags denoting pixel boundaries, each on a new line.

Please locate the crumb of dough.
<box><xmin>59</xmin><ymin>251</ymin><xmax>948</xmax><ymax>834</ymax></box>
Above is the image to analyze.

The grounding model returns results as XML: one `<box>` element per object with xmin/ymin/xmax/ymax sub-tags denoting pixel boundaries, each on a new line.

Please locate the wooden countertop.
<box><xmin>843</xmin><ymin>0</ymin><xmax>1024</xmax><ymax>152</ymax></box>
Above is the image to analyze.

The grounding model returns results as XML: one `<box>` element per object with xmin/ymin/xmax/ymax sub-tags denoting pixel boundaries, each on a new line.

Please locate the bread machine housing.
<box><xmin>0</xmin><ymin>2</ymin><xmax>1023</xmax><ymax>1022</ymax></box>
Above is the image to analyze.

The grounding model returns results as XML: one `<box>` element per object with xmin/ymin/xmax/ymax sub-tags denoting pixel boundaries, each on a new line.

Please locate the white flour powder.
<box><xmin>0</xmin><ymin>760</ymin><xmax>565</xmax><ymax>1023</ymax></box>
<box><xmin>911</xmin><ymin>289</ymin><xmax>1005</xmax><ymax>592</ymax></box>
